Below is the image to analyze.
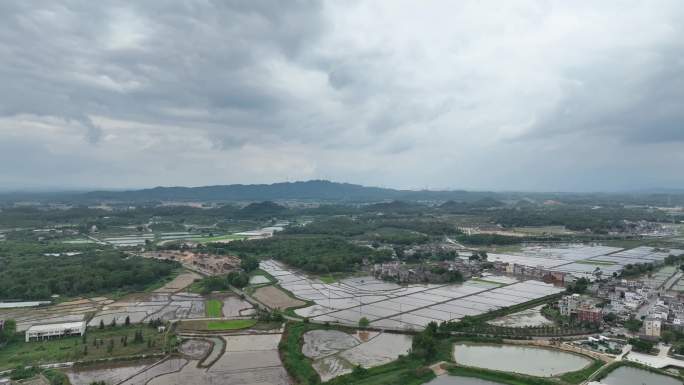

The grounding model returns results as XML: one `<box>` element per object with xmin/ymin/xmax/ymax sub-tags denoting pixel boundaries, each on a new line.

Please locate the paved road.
<box><xmin>626</xmin><ymin>342</ymin><xmax>684</xmax><ymax>369</ymax></box>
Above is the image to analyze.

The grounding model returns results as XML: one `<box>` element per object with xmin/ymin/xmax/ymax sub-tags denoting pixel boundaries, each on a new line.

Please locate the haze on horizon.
<box><xmin>1</xmin><ymin>1</ymin><xmax>683</xmax><ymax>193</ymax></box>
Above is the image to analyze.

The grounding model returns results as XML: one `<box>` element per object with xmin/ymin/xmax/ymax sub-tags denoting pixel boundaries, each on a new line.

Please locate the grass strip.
<box><xmin>559</xmin><ymin>359</ymin><xmax>605</xmax><ymax>384</ymax></box>
<box><xmin>575</xmin><ymin>260</ymin><xmax>617</xmax><ymax>266</ymax></box>
<box><xmin>447</xmin><ymin>366</ymin><xmax>557</xmax><ymax>385</ymax></box>
<box><xmin>206</xmin><ymin>319</ymin><xmax>256</xmax><ymax>330</ymax></box>
<box><xmin>279</xmin><ymin>322</ymin><xmax>320</xmax><ymax>385</ymax></box>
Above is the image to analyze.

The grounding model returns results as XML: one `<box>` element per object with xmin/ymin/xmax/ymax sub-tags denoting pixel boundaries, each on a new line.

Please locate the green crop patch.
<box><xmin>206</xmin><ymin>299</ymin><xmax>223</xmax><ymax>317</ymax></box>
<box><xmin>206</xmin><ymin>319</ymin><xmax>256</xmax><ymax>330</ymax></box>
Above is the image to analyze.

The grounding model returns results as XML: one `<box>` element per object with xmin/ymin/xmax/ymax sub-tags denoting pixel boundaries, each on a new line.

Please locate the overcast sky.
<box><xmin>1</xmin><ymin>1</ymin><xmax>683</xmax><ymax>192</ymax></box>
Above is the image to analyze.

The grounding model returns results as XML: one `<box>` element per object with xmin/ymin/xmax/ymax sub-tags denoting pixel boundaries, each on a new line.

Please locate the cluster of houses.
<box><xmin>491</xmin><ymin>261</ymin><xmax>577</xmax><ymax>285</ymax></box>
<box><xmin>558</xmin><ymin>294</ymin><xmax>603</xmax><ymax>324</ymax></box>
<box><xmin>371</xmin><ymin>259</ymin><xmax>477</xmax><ymax>284</ymax></box>
<box><xmin>599</xmin><ymin>282</ymin><xmax>650</xmax><ymax>319</ymax></box>
<box><xmin>641</xmin><ymin>294</ymin><xmax>684</xmax><ymax>338</ymax></box>
<box><xmin>585</xmin><ymin>274</ymin><xmax>684</xmax><ymax>339</ymax></box>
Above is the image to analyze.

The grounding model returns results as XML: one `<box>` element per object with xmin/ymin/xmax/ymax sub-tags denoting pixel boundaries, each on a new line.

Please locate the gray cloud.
<box><xmin>0</xmin><ymin>1</ymin><xmax>683</xmax><ymax>191</ymax></box>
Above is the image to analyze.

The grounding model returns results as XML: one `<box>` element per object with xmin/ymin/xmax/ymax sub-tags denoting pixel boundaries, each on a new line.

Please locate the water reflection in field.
<box><xmin>453</xmin><ymin>343</ymin><xmax>591</xmax><ymax>377</ymax></box>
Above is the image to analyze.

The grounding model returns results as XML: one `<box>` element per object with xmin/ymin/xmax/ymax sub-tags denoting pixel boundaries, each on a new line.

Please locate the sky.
<box><xmin>1</xmin><ymin>1</ymin><xmax>683</xmax><ymax>192</ymax></box>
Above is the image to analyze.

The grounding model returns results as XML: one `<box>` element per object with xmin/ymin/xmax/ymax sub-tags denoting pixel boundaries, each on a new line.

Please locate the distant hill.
<box><xmin>80</xmin><ymin>180</ymin><xmax>494</xmax><ymax>203</ymax></box>
<box><xmin>3</xmin><ymin>180</ymin><xmax>684</xmax><ymax>206</ymax></box>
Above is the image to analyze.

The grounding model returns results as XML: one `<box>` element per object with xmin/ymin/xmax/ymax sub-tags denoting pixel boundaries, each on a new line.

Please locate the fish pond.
<box><xmin>597</xmin><ymin>366</ymin><xmax>681</xmax><ymax>385</ymax></box>
<box><xmin>453</xmin><ymin>343</ymin><xmax>592</xmax><ymax>377</ymax></box>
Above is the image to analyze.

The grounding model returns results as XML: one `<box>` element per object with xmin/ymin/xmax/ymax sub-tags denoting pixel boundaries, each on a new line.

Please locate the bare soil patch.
<box><xmin>253</xmin><ymin>286</ymin><xmax>304</xmax><ymax>310</ymax></box>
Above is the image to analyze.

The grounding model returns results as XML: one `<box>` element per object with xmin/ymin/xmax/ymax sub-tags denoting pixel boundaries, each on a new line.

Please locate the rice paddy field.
<box><xmin>205</xmin><ymin>299</ymin><xmax>222</xmax><ymax>317</ymax></box>
<box><xmin>206</xmin><ymin>319</ymin><xmax>256</xmax><ymax>330</ymax></box>
<box><xmin>221</xmin><ymin>296</ymin><xmax>254</xmax><ymax>317</ymax></box>
<box><xmin>62</xmin><ymin>330</ymin><xmax>290</xmax><ymax>385</ymax></box>
<box><xmin>489</xmin><ymin>245</ymin><xmax>684</xmax><ymax>279</ymax></box>
<box><xmin>259</xmin><ymin>260</ymin><xmax>564</xmax><ymax>331</ymax></box>
<box><xmin>74</xmin><ymin>271</ymin><xmax>205</xmax><ymax>327</ymax></box>
<box><xmin>191</xmin><ymin>234</ymin><xmax>248</xmax><ymax>243</ymax></box>
<box><xmin>302</xmin><ymin>329</ymin><xmax>412</xmax><ymax>381</ymax></box>
<box><xmin>486</xmin><ymin>304</ymin><xmax>554</xmax><ymax>327</ymax></box>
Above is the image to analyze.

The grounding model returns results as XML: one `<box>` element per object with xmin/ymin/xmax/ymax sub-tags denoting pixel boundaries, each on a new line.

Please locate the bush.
<box><xmin>0</xmin><ymin>319</ymin><xmax>16</xmax><ymax>344</ymax></box>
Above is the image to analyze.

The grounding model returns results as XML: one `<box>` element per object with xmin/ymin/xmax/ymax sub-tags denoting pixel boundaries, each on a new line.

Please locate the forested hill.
<box><xmin>2</xmin><ymin>180</ymin><xmax>684</xmax><ymax>206</ymax></box>
<box><xmin>80</xmin><ymin>180</ymin><xmax>491</xmax><ymax>203</ymax></box>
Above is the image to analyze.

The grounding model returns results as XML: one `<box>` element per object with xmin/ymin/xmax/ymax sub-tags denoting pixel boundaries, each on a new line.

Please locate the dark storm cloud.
<box><xmin>0</xmin><ymin>0</ymin><xmax>326</xmax><ymax>140</ymax></box>
<box><xmin>523</xmin><ymin>43</ymin><xmax>684</xmax><ymax>144</ymax></box>
<box><xmin>0</xmin><ymin>1</ymin><xmax>683</xmax><ymax>191</ymax></box>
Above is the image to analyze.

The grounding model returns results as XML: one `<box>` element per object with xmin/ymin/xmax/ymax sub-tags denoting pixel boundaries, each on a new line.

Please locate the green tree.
<box><xmin>0</xmin><ymin>319</ymin><xmax>16</xmax><ymax>344</ymax></box>
<box><xmin>661</xmin><ymin>330</ymin><xmax>676</xmax><ymax>344</ymax></box>
<box><xmin>358</xmin><ymin>317</ymin><xmax>370</xmax><ymax>328</ymax></box>
<box><xmin>625</xmin><ymin>317</ymin><xmax>643</xmax><ymax>333</ymax></box>
<box><xmin>240</xmin><ymin>256</ymin><xmax>260</xmax><ymax>273</ymax></box>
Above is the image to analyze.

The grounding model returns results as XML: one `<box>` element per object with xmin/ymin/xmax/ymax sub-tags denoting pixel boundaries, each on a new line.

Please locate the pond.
<box><xmin>424</xmin><ymin>376</ymin><xmax>504</xmax><ymax>385</ymax></box>
<box><xmin>598</xmin><ymin>366</ymin><xmax>681</xmax><ymax>385</ymax></box>
<box><xmin>453</xmin><ymin>343</ymin><xmax>592</xmax><ymax>377</ymax></box>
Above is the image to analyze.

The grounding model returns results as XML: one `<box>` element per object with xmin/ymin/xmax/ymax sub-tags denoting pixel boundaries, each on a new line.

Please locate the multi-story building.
<box><xmin>577</xmin><ymin>306</ymin><xmax>602</xmax><ymax>324</ymax></box>
<box><xmin>559</xmin><ymin>294</ymin><xmax>581</xmax><ymax>317</ymax></box>
<box><xmin>643</xmin><ymin>317</ymin><xmax>662</xmax><ymax>338</ymax></box>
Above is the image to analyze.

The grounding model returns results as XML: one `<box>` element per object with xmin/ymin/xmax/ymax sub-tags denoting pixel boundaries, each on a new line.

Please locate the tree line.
<box><xmin>0</xmin><ymin>242</ymin><xmax>179</xmax><ymax>300</ymax></box>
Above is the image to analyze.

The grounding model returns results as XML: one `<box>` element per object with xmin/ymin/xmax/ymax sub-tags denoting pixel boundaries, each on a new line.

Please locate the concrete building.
<box><xmin>25</xmin><ymin>321</ymin><xmax>86</xmax><ymax>342</ymax></box>
<box><xmin>577</xmin><ymin>306</ymin><xmax>602</xmax><ymax>324</ymax></box>
<box><xmin>643</xmin><ymin>317</ymin><xmax>662</xmax><ymax>338</ymax></box>
<box><xmin>560</xmin><ymin>294</ymin><xmax>581</xmax><ymax>317</ymax></box>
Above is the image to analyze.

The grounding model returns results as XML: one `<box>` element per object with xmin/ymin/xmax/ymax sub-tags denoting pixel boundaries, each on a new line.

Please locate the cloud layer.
<box><xmin>1</xmin><ymin>1</ymin><xmax>683</xmax><ymax>191</ymax></box>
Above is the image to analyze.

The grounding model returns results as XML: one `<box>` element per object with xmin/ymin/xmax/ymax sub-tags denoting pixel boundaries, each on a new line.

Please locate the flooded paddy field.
<box><xmin>119</xmin><ymin>358</ymin><xmax>188</xmax><ymax>385</ymax></box>
<box><xmin>302</xmin><ymin>329</ymin><xmax>412</xmax><ymax>381</ymax></box>
<box><xmin>221</xmin><ymin>295</ymin><xmax>255</xmax><ymax>317</ymax></box>
<box><xmin>65</xmin><ymin>360</ymin><xmax>156</xmax><ymax>385</ymax></box>
<box><xmin>489</xmin><ymin>245</ymin><xmax>684</xmax><ymax>280</ymax></box>
<box><xmin>259</xmin><ymin>260</ymin><xmax>563</xmax><ymax>331</ymax></box>
<box><xmin>88</xmin><ymin>291</ymin><xmax>205</xmax><ymax>326</ymax></box>
<box><xmin>250</xmin><ymin>275</ymin><xmax>272</xmax><ymax>285</ymax></box>
<box><xmin>486</xmin><ymin>304</ymin><xmax>554</xmax><ymax>327</ymax></box>
<box><xmin>591</xmin><ymin>365</ymin><xmax>681</xmax><ymax>385</ymax></box>
<box><xmin>0</xmin><ymin>297</ymin><xmax>112</xmax><ymax>332</ymax></box>
<box><xmin>453</xmin><ymin>343</ymin><xmax>592</xmax><ymax>377</ymax></box>
<box><xmin>87</xmin><ymin>272</ymin><xmax>204</xmax><ymax>326</ymax></box>
<box><xmin>0</xmin><ymin>271</ymin><xmax>202</xmax><ymax>332</ymax></box>
<box><xmin>150</xmin><ymin>333</ymin><xmax>290</xmax><ymax>385</ymax></box>
<box><xmin>64</xmin><ymin>331</ymin><xmax>290</xmax><ymax>385</ymax></box>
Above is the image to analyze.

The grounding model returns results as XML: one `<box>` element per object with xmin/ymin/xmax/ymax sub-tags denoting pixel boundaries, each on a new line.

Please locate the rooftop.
<box><xmin>26</xmin><ymin>321</ymin><xmax>85</xmax><ymax>333</ymax></box>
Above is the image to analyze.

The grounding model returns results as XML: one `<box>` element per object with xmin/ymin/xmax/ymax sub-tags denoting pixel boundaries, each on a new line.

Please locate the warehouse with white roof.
<box><xmin>25</xmin><ymin>321</ymin><xmax>86</xmax><ymax>342</ymax></box>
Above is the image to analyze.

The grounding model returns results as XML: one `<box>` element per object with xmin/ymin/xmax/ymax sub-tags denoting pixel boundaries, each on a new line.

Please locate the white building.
<box><xmin>25</xmin><ymin>321</ymin><xmax>86</xmax><ymax>342</ymax></box>
<box><xmin>559</xmin><ymin>294</ymin><xmax>581</xmax><ymax>317</ymax></box>
<box><xmin>643</xmin><ymin>318</ymin><xmax>662</xmax><ymax>338</ymax></box>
